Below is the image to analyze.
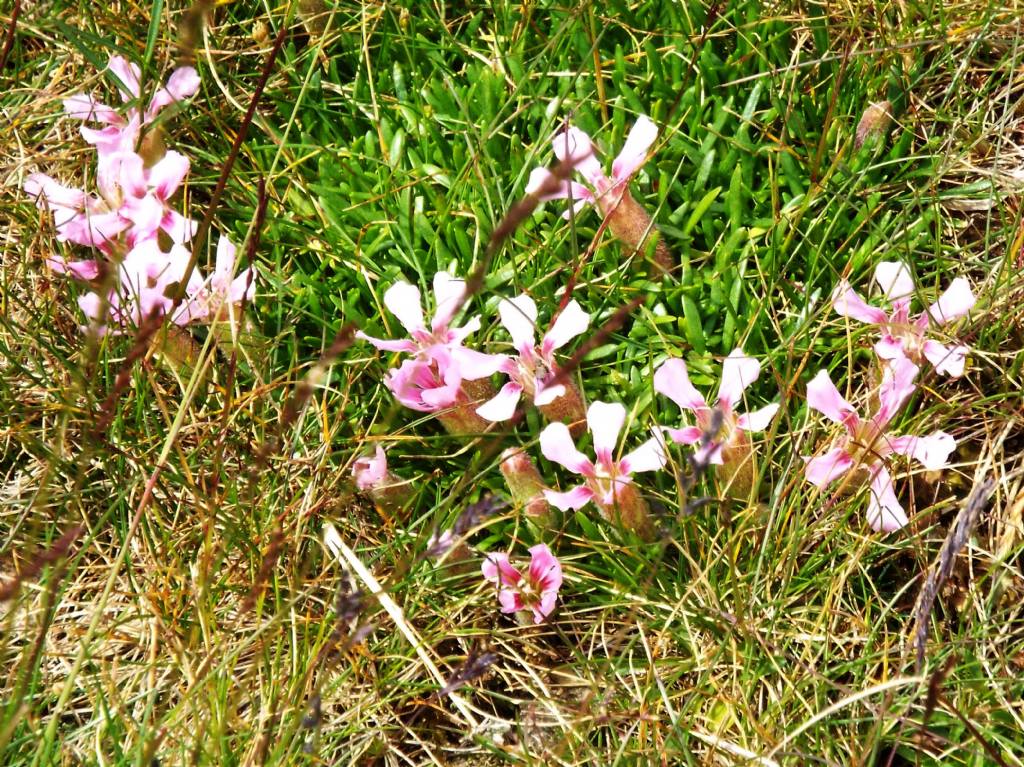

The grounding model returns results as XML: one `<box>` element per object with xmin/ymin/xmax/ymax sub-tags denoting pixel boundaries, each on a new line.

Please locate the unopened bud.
<box><xmin>537</xmin><ymin>379</ymin><xmax>587</xmax><ymax>437</ymax></box>
<box><xmin>855</xmin><ymin>101</ymin><xmax>893</xmax><ymax>149</ymax></box>
<box><xmin>437</xmin><ymin>379</ymin><xmax>496</xmax><ymax>436</ymax></box>
<box><xmin>499</xmin><ymin>448</ymin><xmax>553</xmax><ymax>525</ymax></box>
<box><xmin>599</xmin><ymin>187</ymin><xmax>674</xmax><ymax>276</ymax></box>
<box><xmin>596</xmin><ymin>483</ymin><xmax>655</xmax><ymax>541</ymax></box>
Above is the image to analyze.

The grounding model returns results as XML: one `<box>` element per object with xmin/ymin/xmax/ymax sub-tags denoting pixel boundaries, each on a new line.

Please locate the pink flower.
<box><xmin>539</xmin><ymin>401</ymin><xmax>666</xmax><ymax>511</ymax></box>
<box><xmin>525</xmin><ymin>116</ymin><xmax>658</xmax><ymax>219</ymax></box>
<box><xmin>175</xmin><ymin>236</ymin><xmax>257</xmax><ymax>324</ymax></box>
<box><xmin>25</xmin><ymin>150</ymin><xmax>197</xmax><ymax>252</ymax></box>
<box><xmin>832</xmin><ymin>262</ymin><xmax>976</xmax><ymax>377</ymax></box>
<box><xmin>63</xmin><ymin>55</ymin><xmax>199</xmax><ymax>154</ymax></box>
<box><xmin>352</xmin><ymin>446</ymin><xmax>389</xmax><ymax>491</ymax></box>
<box><xmin>481</xmin><ymin>543</ymin><xmax>562</xmax><ymax>624</ymax></box>
<box><xmin>653</xmin><ymin>349</ymin><xmax>779</xmax><ymax>465</ymax></box>
<box><xmin>384</xmin><ymin>348</ymin><xmax>465</xmax><ymax>412</ymax></box>
<box><xmin>117</xmin><ymin>238</ymin><xmax>203</xmax><ymax>324</ymax></box>
<box><xmin>357</xmin><ymin>271</ymin><xmax>505</xmax><ymax>380</ymax></box>
<box><xmin>803</xmin><ymin>357</ymin><xmax>956</xmax><ymax>532</ymax></box>
<box><xmin>476</xmin><ymin>294</ymin><xmax>590</xmax><ymax>421</ymax></box>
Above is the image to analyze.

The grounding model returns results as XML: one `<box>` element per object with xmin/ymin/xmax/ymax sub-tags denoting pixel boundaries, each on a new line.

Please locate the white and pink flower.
<box><xmin>539</xmin><ymin>401</ymin><xmax>666</xmax><ymax>511</ymax></box>
<box><xmin>653</xmin><ymin>349</ymin><xmax>779</xmax><ymax>465</ymax></box>
<box><xmin>63</xmin><ymin>54</ymin><xmax>200</xmax><ymax>155</ymax></box>
<box><xmin>526</xmin><ymin>116</ymin><xmax>658</xmax><ymax>219</ymax></box>
<box><xmin>481</xmin><ymin>543</ymin><xmax>563</xmax><ymax>624</ymax></box>
<box><xmin>357</xmin><ymin>271</ymin><xmax>505</xmax><ymax>377</ymax></box>
<box><xmin>803</xmin><ymin>357</ymin><xmax>956</xmax><ymax>532</ymax></box>
<box><xmin>832</xmin><ymin>262</ymin><xmax>976</xmax><ymax>377</ymax></box>
<box><xmin>476</xmin><ymin>294</ymin><xmax>590</xmax><ymax>422</ymax></box>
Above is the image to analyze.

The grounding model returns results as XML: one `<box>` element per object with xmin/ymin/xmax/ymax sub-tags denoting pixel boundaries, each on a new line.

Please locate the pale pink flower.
<box><xmin>63</xmin><ymin>55</ymin><xmax>200</xmax><ymax>154</ymax></box>
<box><xmin>117</xmin><ymin>238</ymin><xmax>204</xmax><ymax>324</ymax></box>
<box><xmin>832</xmin><ymin>262</ymin><xmax>976</xmax><ymax>377</ymax></box>
<box><xmin>352</xmin><ymin>446</ymin><xmax>389</xmax><ymax>491</ymax></box>
<box><xmin>525</xmin><ymin>116</ymin><xmax>658</xmax><ymax>219</ymax></box>
<box><xmin>384</xmin><ymin>349</ymin><xmax>465</xmax><ymax>413</ymax></box>
<box><xmin>803</xmin><ymin>357</ymin><xmax>956</xmax><ymax>532</ymax></box>
<box><xmin>539</xmin><ymin>401</ymin><xmax>667</xmax><ymax>511</ymax></box>
<box><xmin>72</xmin><ymin>238</ymin><xmax>201</xmax><ymax>333</ymax></box>
<box><xmin>175</xmin><ymin>236</ymin><xmax>257</xmax><ymax>324</ymax></box>
<box><xmin>24</xmin><ymin>150</ymin><xmax>197</xmax><ymax>252</ymax></box>
<box><xmin>481</xmin><ymin>543</ymin><xmax>562</xmax><ymax>624</ymax></box>
<box><xmin>357</xmin><ymin>271</ymin><xmax>505</xmax><ymax>380</ymax></box>
<box><xmin>476</xmin><ymin>295</ymin><xmax>590</xmax><ymax>421</ymax></box>
<box><xmin>653</xmin><ymin>349</ymin><xmax>779</xmax><ymax>464</ymax></box>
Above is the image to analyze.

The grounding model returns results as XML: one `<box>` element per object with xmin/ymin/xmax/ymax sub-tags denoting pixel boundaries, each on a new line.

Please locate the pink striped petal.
<box><xmin>654</xmin><ymin>358</ymin><xmax>706</xmax><ymax>413</ymax></box>
<box><xmin>804</xmin><ymin>447</ymin><xmax>854</xmax><ymax>487</ymax></box>
<box><xmin>498</xmin><ymin>294</ymin><xmax>537</xmax><ymax>350</ymax></box>
<box><xmin>832</xmin><ymin>281</ymin><xmax>887</xmax><ymax>325</ymax></box>
<box><xmin>108</xmin><ymin>55</ymin><xmax>141</xmax><ymax>100</ymax></box>
<box><xmin>620</xmin><ymin>434</ymin><xmax>667</xmax><ymax>474</ymax></box>
<box><xmin>383</xmin><ymin>280</ymin><xmax>425</xmax><ymax>334</ymax></box>
<box><xmin>481</xmin><ymin>553</ymin><xmax>521</xmax><ymax>586</ymax></box>
<box><xmin>540</xmin><ymin>422</ymin><xmax>593</xmax><ymax>475</ymax></box>
<box><xmin>147</xmin><ymin>151</ymin><xmax>189</xmax><ymax>199</ymax></box>
<box><xmin>806</xmin><ymin>370</ymin><xmax>859</xmax><ymax>432</ymax></box>
<box><xmin>542</xmin><ymin>299</ymin><xmax>589</xmax><ymax>355</ymax></box>
<box><xmin>146</xmin><ymin>66</ymin><xmax>200</xmax><ymax>119</ymax></box>
<box><xmin>664</xmin><ymin>425</ymin><xmax>703</xmax><ymax>445</ymax></box>
<box><xmin>875</xmin><ymin>356</ymin><xmax>918</xmax><ymax>426</ymax></box>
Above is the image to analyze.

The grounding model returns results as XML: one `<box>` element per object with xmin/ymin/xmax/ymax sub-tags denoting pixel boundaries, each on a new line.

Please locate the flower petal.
<box><xmin>108</xmin><ymin>55</ymin><xmax>142</xmax><ymax>100</ymax></box>
<box><xmin>525</xmin><ymin>167</ymin><xmax>594</xmax><ymax>205</ymax></box>
<box><xmin>611</xmin><ymin>115</ymin><xmax>658</xmax><ymax>183</ymax></box>
<box><xmin>453</xmin><ymin>348</ymin><xmax>508</xmax><ymax>380</ymax></box>
<box><xmin>476</xmin><ymin>382</ymin><xmax>523</xmax><ymax>422</ymax></box>
<box><xmin>146</xmin><ymin>66</ymin><xmax>200</xmax><ymax>119</ymax></box>
<box><xmin>382</xmin><ymin>280</ymin><xmax>425</xmax><ymax>334</ymax></box>
<box><xmin>551</xmin><ymin>125</ymin><xmax>606</xmax><ymax>189</ymax></box>
<box><xmin>923</xmin><ymin>340</ymin><xmax>967</xmax><ymax>377</ymax></box>
<box><xmin>923</xmin><ymin>277</ymin><xmax>975</xmax><ymax>325</ymax></box>
<box><xmin>875</xmin><ymin>355</ymin><xmax>918</xmax><ymax>426</ymax></box>
<box><xmin>587</xmin><ymin>401</ymin><xmax>626</xmax><ymax>466</ymax></box>
<box><xmin>63</xmin><ymin>94</ymin><xmax>121</xmax><ymax>124</ymax></box>
<box><xmin>498</xmin><ymin>294</ymin><xmax>538</xmax><ymax>351</ymax></box>
<box><xmin>874</xmin><ymin>335</ymin><xmax>908</xmax><ymax>362</ymax></box>
<box><xmin>355</xmin><ymin>331</ymin><xmax>418</xmax><ymax>354</ymax></box>
<box><xmin>832</xmin><ymin>281</ymin><xmax>888</xmax><ymax>325</ymax></box>
<box><xmin>653</xmin><ymin>358</ymin><xmax>706</xmax><ymax>413</ymax></box>
<box><xmin>543</xmin><ymin>485</ymin><xmax>595</xmax><ymax>511</ymax></box>
<box><xmin>481</xmin><ymin>553</ymin><xmax>521</xmax><ymax>586</ymax></box>
<box><xmin>806</xmin><ymin>370</ymin><xmax>859</xmax><ymax>432</ymax></box>
<box><xmin>353</xmin><ymin>445</ymin><xmax>388</xmax><ymax>490</ymax></box>
<box><xmin>736</xmin><ymin>402</ymin><xmax>779</xmax><ymax>432</ymax></box>
<box><xmin>873</xmin><ymin>261</ymin><xmax>915</xmax><ymax>302</ymax></box>
<box><xmin>664</xmin><ymin>425</ymin><xmax>703</xmax><ymax>445</ymax></box>
<box><xmin>431</xmin><ymin>271</ymin><xmax>467</xmax><ymax>330</ymax></box>
<box><xmin>542</xmin><ymin>300</ymin><xmax>590</xmax><ymax>355</ymax></box>
<box><xmin>46</xmin><ymin>257</ymin><xmax>100</xmax><ymax>281</ymax></box>
<box><xmin>804</xmin><ymin>447</ymin><xmax>855</xmax><ymax>487</ymax></box>
<box><xmin>147</xmin><ymin>150</ymin><xmax>190</xmax><ymax>199</ymax></box>
<box><xmin>866</xmin><ymin>465</ymin><xmax>908</xmax><ymax>532</ymax></box>
<box><xmin>540</xmin><ymin>422</ymin><xmax>593</xmax><ymax>475</ymax></box>
<box><xmin>717</xmin><ymin>348</ymin><xmax>761</xmax><ymax>409</ymax></box>
<box><xmin>527</xmin><ymin>544</ymin><xmax>562</xmax><ymax>592</ymax></box>
<box><xmin>886</xmin><ymin>431</ymin><xmax>956</xmax><ymax>471</ymax></box>
<box><xmin>620</xmin><ymin>434</ymin><xmax>668</xmax><ymax>474</ymax></box>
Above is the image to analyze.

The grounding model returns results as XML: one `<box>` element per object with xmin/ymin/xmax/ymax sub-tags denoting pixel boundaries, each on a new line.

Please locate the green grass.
<box><xmin>3</xmin><ymin>0</ymin><xmax>1024</xmax><ymax>764</ymax></box>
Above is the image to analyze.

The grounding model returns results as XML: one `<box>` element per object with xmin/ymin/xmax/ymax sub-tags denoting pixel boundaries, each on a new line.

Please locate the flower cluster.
<box><xmin>24</xmin><ymin>55</ymin><xmax>255</xmax><ymax>333</ymax></box>
<box><xmin>802</xmin><ymin>262</ymin><xmax>975</xmax><ymax>531</ymax></box>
